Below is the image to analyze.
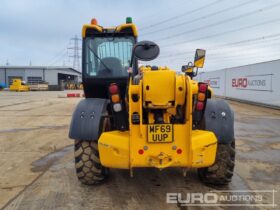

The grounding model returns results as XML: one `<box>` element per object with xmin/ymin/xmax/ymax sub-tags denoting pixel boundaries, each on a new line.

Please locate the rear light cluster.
<box><xmin>195</xmin><ymin>83</ymin><xmax>208</xmax><ymax>111</ymax></box>
<box><xmin>109</xmin><ymin>83</ymin><xmax>122</xmax><ymax>112</ymax></box>
<box><xmin>108</xmin><ymin>83</ymin><xmax>127</xmax><ymax>131</ymax></box>
<box><xmin>193</xmin><ymin>83</ymin><xmax>208</xmax><ymax>125</ymax></box>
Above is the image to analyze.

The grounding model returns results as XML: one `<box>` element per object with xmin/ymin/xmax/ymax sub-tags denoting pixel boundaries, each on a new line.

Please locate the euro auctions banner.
<box><xmin>231</xmin><ymin>74</ymin><xmax>273</xmax><ymax>92</ymax></box>
<box><xmin>204</xmin><ymin>77</ymin><xmax>220</xmax><ymax>89</ymax></box>
<box><xmin>197</xmin><ymin>59</ymin><xmax>280</xmax><ymax>107</ymax></box>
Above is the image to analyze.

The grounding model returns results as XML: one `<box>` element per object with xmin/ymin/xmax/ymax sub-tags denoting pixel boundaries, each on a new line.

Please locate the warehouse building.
<box><xmin>0</xmin><ymin>66</ymin><xmax>82</xmax><ymax>88</ymax></box>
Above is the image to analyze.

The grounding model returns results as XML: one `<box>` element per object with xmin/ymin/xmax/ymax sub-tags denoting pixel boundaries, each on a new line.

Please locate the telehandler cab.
<box><xmin>69</xmin><ymin>18</ymin><xmax>235</xmax><ymax>186</ymax></box>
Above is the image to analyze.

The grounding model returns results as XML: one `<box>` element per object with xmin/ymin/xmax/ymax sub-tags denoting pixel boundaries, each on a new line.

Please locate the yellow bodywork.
<box><xmin>9</xmin><ymin>79</ymin><xmax>29</xmax><ymax>92</ymax></box>
<box><xmin>98</xmin><ymin>67</ymin><xmax>217</xmax><ymax>170</ymax></box>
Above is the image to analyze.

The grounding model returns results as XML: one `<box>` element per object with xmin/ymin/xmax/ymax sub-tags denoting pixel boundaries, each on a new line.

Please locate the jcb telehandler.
<box><xmin>69</xmin><ymin>18</ymin><xmax>235</xmax><ymax>186</ymax></box>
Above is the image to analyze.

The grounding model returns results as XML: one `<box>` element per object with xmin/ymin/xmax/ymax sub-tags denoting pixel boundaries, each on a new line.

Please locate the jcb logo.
<box><xmin>232</xmin><ymin>78</ymin><xmax>247</xmax><ymax>88</ymax></box>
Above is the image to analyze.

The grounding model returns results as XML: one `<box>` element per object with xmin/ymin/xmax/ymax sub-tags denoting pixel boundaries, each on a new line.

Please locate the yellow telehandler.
<box><xmin>69</xmin><ymin>18</ymin><xmax>235</xmax><ymax>186</ymax></box>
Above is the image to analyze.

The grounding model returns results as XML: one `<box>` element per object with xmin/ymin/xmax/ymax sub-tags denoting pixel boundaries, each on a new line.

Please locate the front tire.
<box><xmin>74</xmin><ymin>140</ymin><xmax>108</xmax><ymax>185</ymax></box>
<box><xmin>198</xmin><ymin>142</ymin><xmax>235</xmax><ymax>185</ymax></box>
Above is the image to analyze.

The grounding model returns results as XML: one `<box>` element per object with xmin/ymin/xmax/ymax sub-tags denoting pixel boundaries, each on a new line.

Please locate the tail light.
<box><xmin>198</xmin><ymin>93</ymin><xmax>205</xmax><ymax>101</ymax></box>
<box><xmin>111</xmin><ymin>94</ymin><xmax>120</xmax><ymax>103</ymax></box>
<box><xmin>197</xmin><ymin>82</ymin><xmax>208</xmax><ymax>104</ymax></box>
<box><xmin>109</xmin><ymin>83</ymin><xmax>119</xmax><ymax>94</ymax></box>
<box><xmin>108</xmin><ymin>83</ymin><xmax>122</xmax><ymax>113</ymax></box>
<box><xmin>199</xmin><ymin>83</ymin><xmax>207</xmax><ymax>93</ymax></box>
<box><xmin>194</xmin><ymin>83</ymin><xmax>208</xmax><ymax>124</ymax></box>
<box><xmin>108</xmin><ymin>83</ymin><xmax>127</xmax><ymax>131</ymax></box>
<box><xmin>196</xmin><ymin>101</ymin><xmax>204</xmax><ymax>111</ymax></box>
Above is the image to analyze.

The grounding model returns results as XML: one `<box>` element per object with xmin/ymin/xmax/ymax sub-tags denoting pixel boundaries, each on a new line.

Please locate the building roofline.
<box><xmin>0</xmin><ymin>66</ymin><xmax>81</xmax><ymax>74</ymax></box>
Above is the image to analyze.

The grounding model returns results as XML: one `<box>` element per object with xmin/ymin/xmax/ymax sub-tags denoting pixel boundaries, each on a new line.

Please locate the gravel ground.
<box><xmin>0</xmin><ymin>91</ymin><xmax>279</xmax><ymax>210</ymax></box>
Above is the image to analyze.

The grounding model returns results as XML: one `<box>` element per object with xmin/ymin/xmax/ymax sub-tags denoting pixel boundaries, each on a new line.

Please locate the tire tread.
<box><xmin>74</xmin><ymin>140</ymin><xmax>108</xmax><ymax>185</ymax></box>
<box><xmin>198</xmin><ymin>142</ymin><xmax>235</xmax><ymax>185</ymax></box>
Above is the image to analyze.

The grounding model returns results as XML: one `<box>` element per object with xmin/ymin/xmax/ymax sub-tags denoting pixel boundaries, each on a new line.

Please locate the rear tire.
<box><xmin>74</xmin><ymin>140</ymin><xmax>108</xmax><ymax>185</ymax></box>
<box><xmin>198</xmin><ymin>142</ymin><xmax>235</xmax><ymax>185</ymax></box>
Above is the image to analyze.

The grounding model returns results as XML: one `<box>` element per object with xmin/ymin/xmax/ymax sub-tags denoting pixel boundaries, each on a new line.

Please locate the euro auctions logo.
<box><xmin>204</xmin><ymin>77</ymin><xmax>220</xmax><ymax>88</ymax></box>
<box><xmin>166</xmin><ymin>190</ymin><xmax>277</xmax><ymax>207</ymax></box>
<box><xmin>232</xmin><ymin>78</ymin><xmax>249</xmax><ymax>88</ymax></box>
<box><xmin>231</xmin><ymin>74</ymin><xmax>273</xmax><ymax>91</ymax></box>
<box><xmin>231</xmin><ymin>77</ymin><xmax>266</xmax><ymax>88</ymax></box>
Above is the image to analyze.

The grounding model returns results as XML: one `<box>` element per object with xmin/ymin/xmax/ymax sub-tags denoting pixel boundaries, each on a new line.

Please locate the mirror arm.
<box><xmin>193</xmin><ymin>67</ymin><xmax>199</xmax><ymax>77</ymax></box>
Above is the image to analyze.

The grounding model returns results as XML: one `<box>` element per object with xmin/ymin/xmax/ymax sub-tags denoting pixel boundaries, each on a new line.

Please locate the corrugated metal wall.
<box><xmin>196</xmin><ymin>59</ymin><xmax>280</xmax><ymax>107</ymax></box>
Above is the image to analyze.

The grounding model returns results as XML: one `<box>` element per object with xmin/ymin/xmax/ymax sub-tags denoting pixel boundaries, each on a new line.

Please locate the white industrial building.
<box><xmin>196</xmin><ymin>59</ymin><xmax>280</xmax><ymax>108</ymax></box>
<box><xmin>0</xmin><ymin>66</ymin><xmax>82</xmax><ymax>88</ymax></box>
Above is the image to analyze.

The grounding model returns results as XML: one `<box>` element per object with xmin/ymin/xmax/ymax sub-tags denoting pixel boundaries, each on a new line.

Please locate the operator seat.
<box><xmin>97</xmin><ymin>57</ymin><xmax>124</xmax><ymax>77</ymax></box>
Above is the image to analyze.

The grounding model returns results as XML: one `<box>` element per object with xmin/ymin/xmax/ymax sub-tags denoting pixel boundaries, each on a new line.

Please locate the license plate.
<box><xmin>147</xmin><ymin>124</ymin><xmax>173</xmax><ymax>143</ymax></box>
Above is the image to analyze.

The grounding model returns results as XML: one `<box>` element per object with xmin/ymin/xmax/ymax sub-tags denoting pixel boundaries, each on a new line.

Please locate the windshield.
<box><xmin>84</xmin><ymin>36</ymin><xmax>134</xmax><ymax>77</ymax></box>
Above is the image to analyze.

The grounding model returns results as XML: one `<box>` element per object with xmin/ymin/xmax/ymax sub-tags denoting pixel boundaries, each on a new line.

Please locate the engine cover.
<box><xmin>142</xmin><ymin>70</ymin><xmax>176</xmax><ymax>108</ymax></box>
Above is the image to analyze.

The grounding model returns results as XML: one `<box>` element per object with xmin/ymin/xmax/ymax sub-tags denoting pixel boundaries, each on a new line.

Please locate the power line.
<box><xmin>139</xmin><ymin>0</ymin><xmax>224</xmax><ymax>31</ymax></box>
<box><xmin>160</xmin><ymin>33</ymin><xmax>280</xmax><ymax>58</ymax></box>
<box><xmin>168</xmin><ymin>41</ymin><xmax>280</xmax><ymax>63</ymax></box>
<box><xmin>165</xmin><ymin>52</ymin><xmax>280</xmax><ymax>71</ymax></box>
<box><xmin>207</xmin><ymin>51</ymin><xmax>280</xmax><ymax>63</ymax></box>
<box><xmin>205</xmin><ymin>54</ymin><xmax>280</xmax><ymax>71</ymax></box>
<box><xmin>47</xmin><ymin>49</ymin><xmax>67</xmax><ymax>66</ymax></box>
<box><xmin>211</xmin><ymin>44</ymin><xmax>280</xmax><ymax>57</ymax></box>
<box><xmin>136</xmin><ymin>0</ymin><xmax>188</xmax><ymax>24</ymax></box>
<box><xmin>156</xmin><ymin>2</ymin><xmax>280</xmax><ymax>42</ymax></box>
<box><xmin>48</xmin><ymin>50</ymin><xmax>68</xmax><ymax>66</ymax></box>
<box><xmin>205</xmin><ymin>41</ymin><xmax>280</xmax><ymax>60</ymax></box>
<box><xmin>207</xmin><ymin>40</ymin><xmax>280</xmax><ymax>57</ymax></box>
<box><xmin>160</xmin><ymin>17</ymin><xmax>280</xmax><ymax>48</ymax></box>
<box><xmin>142</xmin><ymin>0</ymin><xmax>255</xmax><ymax>36</ymax></box>
<box><xmin>155</xmin><ymin>38</ymin><xmax>280</xmax><ymax>72</ymax></box>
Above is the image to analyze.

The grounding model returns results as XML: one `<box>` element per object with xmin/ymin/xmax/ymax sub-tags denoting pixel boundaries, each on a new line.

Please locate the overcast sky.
<box><xmin>0</xmin><ymin>0</ymin><xmax>280</xmax><ymax>71</ymax></box>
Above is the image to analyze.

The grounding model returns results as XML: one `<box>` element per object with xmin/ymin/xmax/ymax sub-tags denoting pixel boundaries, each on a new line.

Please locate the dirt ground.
<box><xmin>0</xmin><ymin>91</ymin><xmax>279</xmax><ymax>210</ymax></box>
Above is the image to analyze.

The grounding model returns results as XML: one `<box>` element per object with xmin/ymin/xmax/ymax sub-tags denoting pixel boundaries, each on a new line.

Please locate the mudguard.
<box><xmin>69</xmin><ymin>98</ymin><xmax>108</xmax><ymax>141</ymax></box>
<box><xmin>200</xmin><ymin>99</ymin><xmax>234</xmax><ymax>144</ymax></box>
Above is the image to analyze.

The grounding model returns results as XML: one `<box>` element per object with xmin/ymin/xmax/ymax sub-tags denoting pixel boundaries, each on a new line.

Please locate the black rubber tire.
<box><xmin>74</xmin><ymin>140</ymin><xmax>109</xmax><ymax>185</ymax></box>
<box><xmin>198</xmin><ymin>142</ymin><xmax>235</xmax><ymax>185</ymax></box>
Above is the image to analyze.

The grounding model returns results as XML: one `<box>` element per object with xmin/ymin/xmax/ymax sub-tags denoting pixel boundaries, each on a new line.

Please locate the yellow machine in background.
<box><xmin>65</xmin><ymin>82</ymin><xmax>83</xmax><ymax>90</ymax></box>
<box><xmin>9</xmin><ymin>79</ymin><xmax>30</xmax><ymax>92</ymax></box>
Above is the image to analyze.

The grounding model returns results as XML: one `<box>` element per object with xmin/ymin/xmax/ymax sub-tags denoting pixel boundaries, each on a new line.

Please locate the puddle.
<box><xmin>31</xmin><ymin>145</ymin><xmax>72</xmax><ymax>172</ymax></box>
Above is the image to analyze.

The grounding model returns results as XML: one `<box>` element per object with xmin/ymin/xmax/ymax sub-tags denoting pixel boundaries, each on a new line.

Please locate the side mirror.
<box><xmin>181</xmin><ymin>62</ymin><xmax>194</xmax><ymax>73</ymax></box>
<box><xmin>194</xmin><ymin>49</ymin><xmax>206</xmax><ymax>68</ymax></box>
<box><xmin>133</xmin><ymin>41</ymin><xmax>160</xmax><ymax>61</ymax></box>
